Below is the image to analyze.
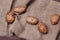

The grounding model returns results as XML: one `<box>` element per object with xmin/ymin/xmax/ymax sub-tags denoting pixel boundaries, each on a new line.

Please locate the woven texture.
<box><xmin>0</xmin><ymin>0</ymin><xmax>60</xmax><ymax>40</ymax></box>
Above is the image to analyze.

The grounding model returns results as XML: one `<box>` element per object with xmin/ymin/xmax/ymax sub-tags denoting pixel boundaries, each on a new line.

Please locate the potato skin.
<box><xmin>13</xmin><ymin>6</ymin><xmax>26</xmax><ymax>14</ymax></box>
<box><xmin>38</xmin><ymin>22</ymin><xmax>48</xmax><ymax>34</ymax></box>
<box><xmin>26</xmin><ymin>16</ymin><xmax>39</xmax><ymax>25</ymax></box>
<box><xmin>6</xmin><ymin>12</ymin><xmax>15</xmax><ymax>24</ymax></box>
<box><xmin>50</xmin><ymin>14</ymin><xmax>60</xmax><ymax>25</ymax></box>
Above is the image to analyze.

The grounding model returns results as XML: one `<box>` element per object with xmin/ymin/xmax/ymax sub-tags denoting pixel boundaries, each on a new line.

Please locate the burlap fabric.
<box><xmin>0</xmin><ymin>0</ymin><xmax>60</xmax><ymax>40</ymax></box>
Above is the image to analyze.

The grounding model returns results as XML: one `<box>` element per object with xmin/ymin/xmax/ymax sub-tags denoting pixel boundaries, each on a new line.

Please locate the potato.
<box><xmin>26</xmin><ymin>16</ymin><xmax>39</xmax><ymax>25</ymax></box>
<box><xmin>6</xmin><ymin>12</ymin><xmax>15</xmax><ymax>24</ymax></box>
<box><xmin>13</xmin><ymin>6</ymin><xmax>26</xmax><ymax>14</ymax></box>
<box><xmin>38</xmin><ymin>22</ymin><xmax>48</xmax><ymax>34</ymax></box>
<box><xmin>50</xmin><ymin>14</ymin><xmax>60</xmax><ymax>25</ymax></box>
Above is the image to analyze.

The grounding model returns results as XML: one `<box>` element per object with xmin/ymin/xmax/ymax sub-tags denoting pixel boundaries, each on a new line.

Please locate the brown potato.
<box><xmin>50</xmin><ymin>14</ymin><xmax>60</xmax><ymax>25</ymax></box>
<box><xmin>13</xmin><ymin>6</ymin><xmax>26</xmax><ymax>14</ymax></box>
<box><xmin>38</xmin><ymin>22</ymin><xmax>48</xmax><ymax>34</ymax></box>
<box><xmin>26</xmin><ymin>16</ymin><xmax>39</xmax><ymax>25</ymax></box>
<box><xmin>6</xmin><ymin>12</ymin><xmax>15</xmax><ymax>24</ymax></box>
